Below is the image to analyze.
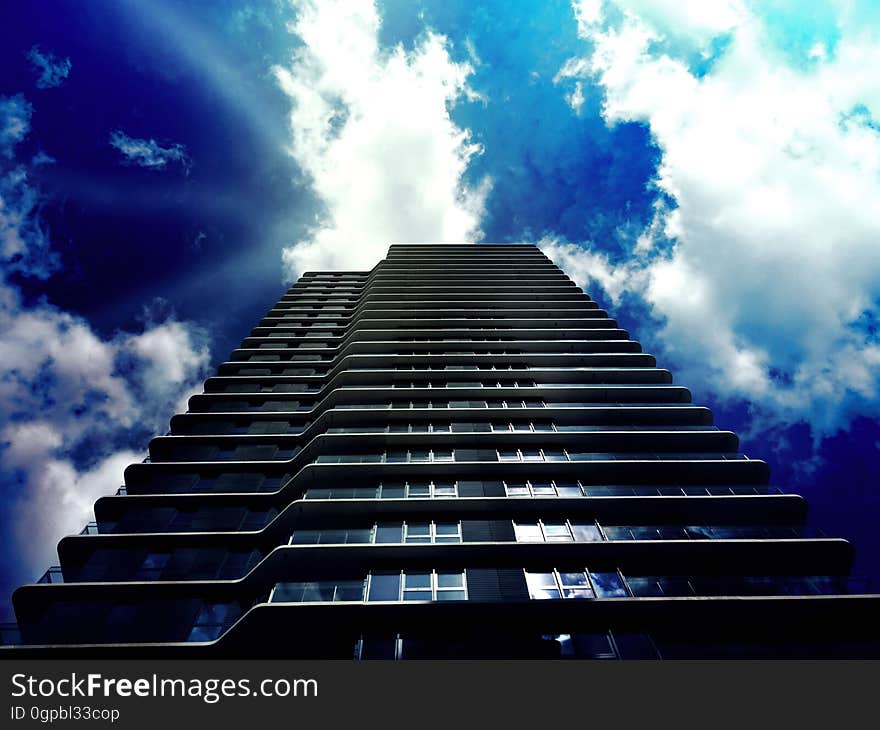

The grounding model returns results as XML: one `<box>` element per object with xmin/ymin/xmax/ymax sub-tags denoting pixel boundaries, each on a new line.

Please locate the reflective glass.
<box><xmin>506</xmin><ymin>483</ymin><xmax>530</xmax><ymax>497</ymax></box>
<box><xmin>570</xmin><ymin>523</ymin><xmax>602</xmax><ymax>542</ymax></box>
<box><xmin>514</xmin><ymin>523</ymin><xmax>543</xmax><ymax>542</ymax></box>
<box><xmin>334</xmin><ymin>580</ymin><xmax>366</xmax><ymax>602</ymax></box>
<box><xmin>367</xmin><ymin>573</ymin><xmax>401</xmax><ymax>601</ymax></box>
<box><xmin>187</xmin><ymin>625</ymin><xmax>223</xmax><ymax>642</ymax></box>
<box><xmin>379</xmin><ymin>484</ymin><xmax>405</xmax><ymax>498</ymax></box>
<box><xmin>436</xmin><ymin>573</ymin><xmax>465</xmax><ymax>588</ymax></box>
<box><xmin>543</xmin><ymin>523</ymin><xmax>573</xmax><ymax>541</ymax></box>
<box><xmin>403</xmin><ymin>590</ymin><xmax>432</xmax><ymax>601</ymax></box>
<box><xmin>562</xmin><ymin>589</ymin><xmax>593</xmax><ymax>599</ymax></box>
<box><xmin>435</xmin><ymin>590</ymin><xmax>466</xmax><ymax>601</ymax></box>
<box><xmin>559</xmin><ymin>572</ymin><xmax>589</xmax><ymax>587</ymax></box>
<box><xmin>404</xmin><ymin>573</ymin><xmax>432</xmax><ymax>589</ymax></box>
<box><xmin>374</xmin><ymin>524</ymin><xmax>403</xmax><ymax>543</ymax></box>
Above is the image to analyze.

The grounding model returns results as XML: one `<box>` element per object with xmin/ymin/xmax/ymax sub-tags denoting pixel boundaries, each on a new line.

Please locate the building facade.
<box><xmin>5</xmin><ymin>243</ymin><xmax>879</xmax><ymax>658</ymax></box>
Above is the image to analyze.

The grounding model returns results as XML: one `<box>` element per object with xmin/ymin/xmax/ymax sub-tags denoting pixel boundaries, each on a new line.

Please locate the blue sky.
<box><xmin>1</xmin><ymin>0</ymin><xmax>880</xmax><ymax>618</ymax></box>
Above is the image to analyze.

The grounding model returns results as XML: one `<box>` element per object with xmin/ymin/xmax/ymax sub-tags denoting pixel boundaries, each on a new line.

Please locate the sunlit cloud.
<box><xmin>26</xmin><ymin>46</ymin><xmax>72</xmax><ymax>89</ymax></box>
<box><xmin>0</xmin><ymin>92</ymin><xmax>210</xmax><ymax>582</ymax></box>
<box><xmin>274</xmin><ymin>0</ymin><xmax>489</xmax><ymax>277</ymax></box>
<box><xmin>109</xmin><ymin>129</ymin><xmax>192</xmax><ymax>174</ymax></box>
<box><xmin>548</xmin><ymin>0</ymin><xmax>880</xmax><ymax>439</ymax></box>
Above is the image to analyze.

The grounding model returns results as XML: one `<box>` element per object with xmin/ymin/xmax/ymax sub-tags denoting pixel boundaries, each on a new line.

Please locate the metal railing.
<box><xmin>37</xmin><ymin>566</ymin><xmax>63</xmax><ymax>584</ymax></box>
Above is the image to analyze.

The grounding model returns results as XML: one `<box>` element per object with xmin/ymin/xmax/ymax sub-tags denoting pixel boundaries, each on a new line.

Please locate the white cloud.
<box><xmin>0</xmin><ymin>286</ymin><xmax>211</xmax><ymax>576</ymax></box>
<box><xmin>274</xmin><ymin>0</ymin><xmax>489</xmax><ymax>277</ymax></box>
<box><xmin>0</xmin><ymin>94</ymin><xmax>211</xmax><ymax>580</ymax></box>
<box><xmin>0</xmin><ymin>95</ymin><xmax>32</xmax><ymax>157</ymax></box>
<box><xmin>109</xmin><ymin>130</ymin><xmax>192</xmax><ymax>174</ymax></box>
<box><xmin>0</xmin><ymin>95</ymin><xmax>57</xmax><ymax>277</ymax></box>
<box><xmin>550</xmin><ymin>2</ymin><xmax>880</xmax><ymax>436</ymax></box>
<box><xmin>26</xmin><ymin>46</ymin><xmax>72</xmax><ymax>89</ymax></box>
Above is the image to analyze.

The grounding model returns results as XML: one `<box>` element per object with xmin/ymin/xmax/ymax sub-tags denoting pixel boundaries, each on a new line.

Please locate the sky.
<box><xmin>1</xmin><ymin>0</ymin><xmax>880</xmax><ymax>619</ymax></box>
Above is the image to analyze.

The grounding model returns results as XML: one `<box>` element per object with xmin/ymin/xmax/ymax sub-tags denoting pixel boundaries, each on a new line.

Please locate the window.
<box><xmin>525</xmin><ymin>570</ymin><xmax>595</xmax><ymax>600</ymax></box>
<box><xmin>187</xmin><ymin>602</ymin><xmax>241</xmax><ymax>641</ymax></box>
<box><xmin>541</xmin><ymin>633</ymin><xmax>618</xmax><ymax>659</ymax></box>
<box><xmin>403</xmin><ymin>521</ymin><xmax>462</xmax><ymax>544</ymax></box>
<box><xmin>290</xmin><ymin>528</ymin><xmax>372</xmax><ymax>544</ymax></box>
<box><xmin>271</xmin><ymin>580</ymin><xmax>366</xmax><ymax>603</ymax></box>
<box><xmin>377</xmin><ymin>481</ymin><xmax>458</xmax><ymax>498</ymax></box>
<box><xmin>496</xmin><ymin>449</ymin><xmax>570</xmax><ymax>462</ymax></box>
<box><xmin>366</xmin><ymin>570</ymin><xmax>467</xmax><ymax>602</ymax></box>
<box><xmin>382</xmin><ymin>449</ymin><xmax>453</xmax><ymax>463</ymax></box>
<box><xmin>135</xmin><ymin>552</ymin><xmax>170</xmax><ymax>580</ymax></box>
<box><xmin>505</xmin><ymin>482</ymin><xmax>531</xmax><ymax>497</ymax></box>
<box><xmin>502</xmin><ymin>480</ymin><xmax>587</xmax><ymax>497</ymax></box>
<box><xmin>514</xmin><ymin>521</ymin><xmax>602</xmax><ymax>543</ymax></box>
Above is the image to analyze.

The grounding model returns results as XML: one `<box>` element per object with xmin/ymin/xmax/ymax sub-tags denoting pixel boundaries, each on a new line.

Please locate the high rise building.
<box><xmin>5</xmin><ymin>243</ymin><xmax>879</xmax><ymax>658</ymax></box>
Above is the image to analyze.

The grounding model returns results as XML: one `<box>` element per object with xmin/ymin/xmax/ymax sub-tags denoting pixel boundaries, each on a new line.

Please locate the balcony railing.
<box><xmin>37</xmin><ymin>566</ymin><xmax>64</xmax><ymax>584</ymax></box>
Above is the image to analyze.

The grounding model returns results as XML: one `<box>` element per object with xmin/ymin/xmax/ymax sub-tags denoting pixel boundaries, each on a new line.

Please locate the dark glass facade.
<box><xmin>5</xmin><ymin>243</ymin><xmax>880</xmax><ymax>658</ymax></box>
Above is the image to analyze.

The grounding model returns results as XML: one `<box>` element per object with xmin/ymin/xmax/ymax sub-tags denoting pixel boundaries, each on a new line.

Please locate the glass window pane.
<box><xmin>291</xmin><ymin>530</ymin><xmax>320</xmax><ymax>544</ymax></box>
<box><xmin>436</xmin><ymin>572</ymin><xmax>464</xmax><ymax>588</ymax></box>
<box><xmin>270</xmin><ymin>583</ymin><xmax>304</xmax><ymax>603</ymax></box>
<box><xmin>319</xmin><ymin>529</ymin><xmax>347</xmax><ymax>544</ymax></box>
<box><xmin>562</xmin><ymin>588</ymin><xmax>594</xmax><ymax>599</ymax></box>
<box><xmin>531</xmin><ymin>483</ymin><xmax>555</xmax><ymax>495</ymax></box>
<box><xmin>434</xmin><ymin>523</ymin><xmax>460</xmax><ymax>536</ymax></box>
<box><xmin>435</xmin><ymin>590</ymin><xmax>466</xmax><ymax>601</ymax></box>
<box><xmin>367</xmin><ymin>573</ymin><xmax>401</xmax><ymax>601</ymax></box>
<box><xmin>334</xmin><ymin>580</ymin><xmax>366</xmax><ymax>602</ymax></box>
<box><xmin>404</xmin><ymin>572</ymin><xmax>432</xmax><ymax>589</ymax></box>
<box><xmin>570</xmin><ymin>523</ymin><xmax>603</xmax><ymax>542</ymax></box>
<box><xmin>379</xmin><ymin>484</ymin><xmax>405</xmax><ymax>499</ymax></box>
<box><xmin>590</xmin><ymin>572</ymin><xmax>629</xmax><ymax>598</ymax></box>
<box><xmin>406</xmin><ymin>523</ymin><xmax>431</xmax><ymax>537</ymax></box>
<box><xmin>141</xmin><ymin>553</ymin><xmax>170</xmax><ymax>570</ymax></box>
<box><xmin>559</xmin><ymin>571</ymin><xmax>589</xmax><ymax>587</ymax></box>
<box><xmin>345</xmin><ymin>529</ymin><xmax>372</xmax><ymax>544</ymax></box>
<box><xmin>408</xmin><ymin>483</ymin><xmax>431</xmax><ymax>497</ymax></box>
<box><xmin>514</xmin><ymin>523</ymin><xmax>544</xmax><ymax>542</ymax></box>
<box><xmin>188</xmin><ymin>625</ymin><xmax>223</xmax><ymax>642</ymax></box>
<box><xmin>525</xmin><ymin>571</ymin><xmax>557</xmax><ymax>589</ymax></box>
<box><xmin>543</xmin><ymin>523</ymin><xmax>573</xmax><ymax>541</ymax></box>
<box><xmin>301</xmin><ymin>581</ymin><xmax>335</xmax><ymax>602</ymax></box>
<box><xmin>527</xmin><ymin>585</ymin><xmax>561</xmax><ymax>600</ymax></box>
<box><xmin>374</xmin><ymin>523</ymin><xmax>403</xmax><ymax>543</ymax></box>
<box><xmin>403</xmin><ymin>590</ymin><xmax>432</xmax><ymax>601</ymax></box>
